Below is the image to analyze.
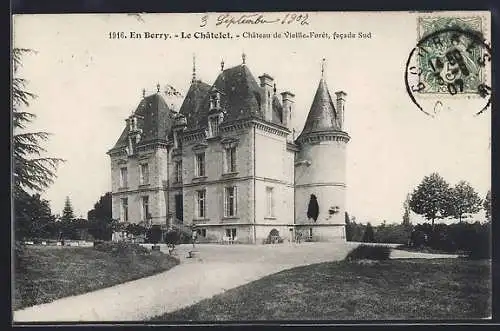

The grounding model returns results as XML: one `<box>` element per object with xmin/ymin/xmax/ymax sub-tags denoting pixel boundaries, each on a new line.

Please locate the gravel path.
<box><xmin>13</xmin><ymin>242</ymin><xmax>457</xmax><ymax>322</ymax></box>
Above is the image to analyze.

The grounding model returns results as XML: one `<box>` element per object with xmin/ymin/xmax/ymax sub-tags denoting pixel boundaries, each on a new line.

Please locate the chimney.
<box><xmin>335</xmin><ymin>91</ymin><xmax>347</xmax><ymax>130</ymax></box>
<box><xmin>258</xmin><ymin>74</ymin><xmax>274</xmax><ymax>121</ymax></box>
<box><xmin>281</xmin><ymin>91</ymin><xmax>295</xmax><ymax>140</ymax></box>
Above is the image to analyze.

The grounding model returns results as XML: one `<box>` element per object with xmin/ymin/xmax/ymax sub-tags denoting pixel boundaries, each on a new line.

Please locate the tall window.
<box><xmin>195</xmin><ymin>153</ymin><xmax>205</xmax><ymax>177</ymax></box>
<box><xmin>196</xmin><ymin>189</ymin><xmax>206</xmax><ymax>218</ymax></box>
<box><xmin>175</xmin><ymin>161</ymin><xmax>182</xmax><ymax>183</ymax></box>
<box><xmin>120</xmin><ymin>197</ymin><xmax>128</xmax><ymax>222</ymax></box>
<box><xmin>119</xmin><ymin>167</ymin><xmax>128</xmax><ymax>188</ymax></box>
<box><xmin>225</xmin><ymin>147</ymin><xmax>237</xmax><ymax>173</ymax></box>
<box><xmin>141</xmin><ymin>196</ymin><xmax>149</xmax><ymax>222</ymax></box>
<box><xmin>266</xmin><ymin>187</ymin><xmax>274</xmax><ymax>217</ymax></box>
<box><xmin>139</xmin><ymin>163</ymin><xmax>149</xmax><ymax>185</ymax></box>
<box><xmin>224</xmin><ymin>186</ymin><xmax>237</xmax><ymax>217</ymax></box>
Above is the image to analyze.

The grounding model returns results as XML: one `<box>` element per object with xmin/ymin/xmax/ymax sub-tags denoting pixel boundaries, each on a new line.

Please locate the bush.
<box><xmin>94</xmin><ymin>241</ymin><xmax>150</xmax><ymax>256</ymax></box>
<box><xmin>146</xmin><ymin>225</ymin><xmax>162</xmax><ymax>244</ymax></box>
<box><xmin>362</xmin><ymin>223</ymin><xmax>375</xmax><ymax>242</ymax></box>
<box><xmin>344</xmin><ymin>244</ymin><xmax>392</xmax><ymax>261</ymax></box>
<box><xmin>374</xmin><ymin>224</ymin><xmax>412</xmax><ymax>244</ymax></box>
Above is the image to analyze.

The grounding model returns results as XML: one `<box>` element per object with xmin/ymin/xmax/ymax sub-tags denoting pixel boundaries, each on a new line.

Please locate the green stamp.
<box><xmin>416</xmin><ymin>16</ymin><xmax>488</xmax><ymax>95</ymax></box>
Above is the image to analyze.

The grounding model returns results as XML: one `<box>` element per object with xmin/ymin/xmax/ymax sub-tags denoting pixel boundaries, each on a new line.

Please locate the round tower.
<box><xmin>294</xmin><ymin>60</ymin><xmax>350</xmax><ymax>242</ymax></box>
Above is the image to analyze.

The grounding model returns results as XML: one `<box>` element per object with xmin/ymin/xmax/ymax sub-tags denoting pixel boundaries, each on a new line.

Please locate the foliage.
<box><xmin>146</xmin><ymin>225</ymin><xmax>163</xmax><ymax>244</ymax></box>
<box><xmin>483</xmin><ymin>190</ymin><xmax>491</xmax><ymax>221</ymax></box>
<box><xmin>449</xmin><ymin>181</ymin><xmax>482</xmax><ymax>222</ymax></box>
<box><xmin>12</xmin><ymin>48</ymin><xmax>63</xmax><ymax>199</ymax></box>
<box><xmin>402</xmin><ymin>193</ymin><xmax>411</xmax><ymax>226</ymax></box>
<box><xmin>408</xmin><ymin>222</ymin><xmax>491</xmax><ymax>259</ymax></box>
<box><xmin>14</xmin><ymin>191</ymin><xmax>56</xmax><ymax>240</ymax></box>
<box><xmin>307</xmin><ymin>194</ymin><xmax>319</xmax><ymax>221</ymax></box>
<box><xmin>61</xmin><ymin>196</ymin><xmax>75</xmax><ymax>222</ymax></box>
<box><xmin>164</xmin><ymin>230</ymin><xmax>181</xmax><ymax>253</ymax></box>
<box><xmin>374</xmin><ymin>223</ymin><xmax>412</xmax><ymax>244</ymax></box>
<box><xmin>344</xmin><ymin>244</ymin><xmax>392</xmax><ymax>261</ymax></box>
<box><xmin>409</xmin><ymin>173</ymin><xmax>453</xmax><ymax>227</ymax></box>
<box><xmin>362</xmin><ymin>222</ymin><xmax>375</xmax><ymax>242</ymax></box>
<box><xmin>87</xmin><ymin>192</ymin><xmax>114</xmax><ymax>241</ymax></box>
<box><xmin>126</xmin><ymin>223</ymin><xmax>147</xmax><ymax>237</ymax></box>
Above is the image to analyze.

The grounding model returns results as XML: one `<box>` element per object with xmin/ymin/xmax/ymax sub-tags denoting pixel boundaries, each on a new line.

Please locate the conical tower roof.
<box><xmin>298</xmin><ymin>78</ymin><xmax>341</xmax><ymax>139</ymax></box>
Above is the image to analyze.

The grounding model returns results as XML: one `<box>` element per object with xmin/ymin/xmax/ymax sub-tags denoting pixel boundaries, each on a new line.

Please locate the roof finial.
<box><xmin>321</xmin><ymin>58</ymin><xmax>326</xmax><ymax>78</ymax></box>
<box><xmin>221</xmin><ymin>58</ymin><xmax>225</xmax><ymax>71</ymax></box>
<box><xmin>192</xmin><ymin>54</ymin><xmax>197</xmax><ymax>83</ymax></box>
<box><xmin>142</xmin><ymin>88</ymin><xmax>146</xmax><ymax>98</ymax></box>
<box><xmin>242</xmin><ymin>52</ymin><xmax>246</xmax><ymax>65</ymax></box>
<box><xmin>156</xmin><ymin>83</ymin><xmax>160</xmax><ymax>93</ymax></box>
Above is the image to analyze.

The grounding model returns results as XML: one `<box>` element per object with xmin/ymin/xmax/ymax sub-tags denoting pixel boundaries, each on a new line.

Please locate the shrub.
<box><xmin>362</xmin><ymin>223</ymin><xmax>375</xmax><ymax>242</ymax></box>
<box><xmin>94</xmin><ymin>241</ymin><xmax>150</xmax><ymax>256</ymax></box>
<box><xmin>146</xmin><ymin>225</ymin><xmax>163</xmax><ymax>244</ymax></box>
<box><xmin>374</xmin><ymin>224</ymin><xmax>412</xmax><ymax>244</ymax></box>
<box><xmin>344</xmin><ymin>244</ymin><xmax>392</xmax><ymax>261</ymax></box>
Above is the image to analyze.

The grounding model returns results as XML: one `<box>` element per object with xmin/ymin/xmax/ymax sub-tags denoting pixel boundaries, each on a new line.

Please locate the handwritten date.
<box><xmin>200</xmin><ymin>13</ymin><xmax>310</xmax><ymax>28</ymax></box>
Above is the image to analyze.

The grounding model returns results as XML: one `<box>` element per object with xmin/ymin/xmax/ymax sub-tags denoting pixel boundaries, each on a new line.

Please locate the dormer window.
<box><xmin>208</xmin><ymin>116</ymin><xmax>219</xmax><ymax>137</ymax></box>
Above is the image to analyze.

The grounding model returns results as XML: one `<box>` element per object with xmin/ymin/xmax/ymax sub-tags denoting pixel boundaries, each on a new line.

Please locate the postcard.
<box><xmin>12</xmin><ymin>11</ymin><xmax>491</xmax><ymax>322</ymax></box>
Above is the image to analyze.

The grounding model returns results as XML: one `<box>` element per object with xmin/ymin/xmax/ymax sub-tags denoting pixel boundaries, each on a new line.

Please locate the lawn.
<box><xmin>14</xmin><ymin>244</ymin><xmax>179</xmax><ymax>311</ymax></box>
<box><xmin>153</xmin><ymin>258</ymin><xmax>490</xmax><ymax>321</ymax></box>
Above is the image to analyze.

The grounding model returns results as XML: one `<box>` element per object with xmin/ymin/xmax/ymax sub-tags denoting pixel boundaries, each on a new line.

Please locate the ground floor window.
<box><xmin>197</xmin><ymin>228</ymin><xmax>207</xmax><ymax>237</ymax></box>
<box><xmin>309</xmin><ymin>228</ymin><xmax>313</xmax><ymax>238</ymax></box>
<box><xmin>225</xmin><ymin>228</ymin><xmax>237</xmax><ymax>239</ymax></box>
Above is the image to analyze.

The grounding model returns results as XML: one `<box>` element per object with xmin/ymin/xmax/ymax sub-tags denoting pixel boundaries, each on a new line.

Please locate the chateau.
<box><xmin>107</xmin><ymin>55</ymin><xmax>350</xmax><ymax>244</ymax></box>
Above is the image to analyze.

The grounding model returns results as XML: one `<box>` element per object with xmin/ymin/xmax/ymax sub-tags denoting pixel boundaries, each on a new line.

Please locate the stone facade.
<box><xmin>107</xmin><ymin>57</ymin><xmax>350</xmax><ymax>244</ymax></box>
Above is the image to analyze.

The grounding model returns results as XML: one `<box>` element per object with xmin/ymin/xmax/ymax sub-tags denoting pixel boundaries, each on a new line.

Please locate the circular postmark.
<box><xmin>405</xmin><ymin>26</ymin><xmax>491</xmax><ymax>116</ymax></box>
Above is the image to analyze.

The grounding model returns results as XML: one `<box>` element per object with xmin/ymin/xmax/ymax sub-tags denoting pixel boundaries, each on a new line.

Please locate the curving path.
<box><xmin>13</xmin><ymin>242</ymin><xmax>457</xmax><ymax>322</ymax></box>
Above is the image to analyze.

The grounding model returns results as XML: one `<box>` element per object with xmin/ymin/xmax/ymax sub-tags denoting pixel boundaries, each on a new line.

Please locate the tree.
<box><xmin>61</xmin><ymin>196</ymin><xmax>75</xmax><ymax>222</ymax></box>
<box><xmin>449</xmin><ymin>181</ymin><xmax>482</xmax><ymax>223</ymax></box>
<box><xmin>409</xmin><ymin>173</ymin><xmax>453</xmax><ymax>228</ymax></box>
<box><xmin>15</xmin><ymin>191</ymin><xmax>56</xmax><ymax>240</ymax></box>
<box><xmin>307</xmin><ymin>194</ymin><xmax>319</xmax><ymax>221</ymax></box>
<box><xmin>402</xmin><ymin>193</ymin><xmax>411</xmax><ymax>226</ymax></box>
<box><xmin>87</xmin><ymin>192</ymin><xmax>114</xmax><ymax>241</ymax></box>
<box><xmin>362</xmin><ymin>222</ymin><xmax>375</xmax><ymax>242</ymax></box>
<box><xmin>484</xmin><ymin>190</ymin><xmax>491</xmax><ymax>222</ymax></box>
<box><xmin>13</xmin><ymin>48</ymin><xmax>63</xmax><ymax>199</ymax></box>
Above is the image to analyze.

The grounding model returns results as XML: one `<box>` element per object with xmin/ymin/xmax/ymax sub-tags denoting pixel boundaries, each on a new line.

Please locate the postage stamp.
<box><xmin>405</xmin><ymin>15</ymin><xmax>491</xmax><ymax>116</ymax></box>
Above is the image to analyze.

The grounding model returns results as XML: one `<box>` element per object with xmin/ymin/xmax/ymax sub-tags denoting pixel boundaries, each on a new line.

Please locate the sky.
<box><xmin>13</xmin><ymin>12</ymin><xmax>491</xmax><ymax>224</ymax></box>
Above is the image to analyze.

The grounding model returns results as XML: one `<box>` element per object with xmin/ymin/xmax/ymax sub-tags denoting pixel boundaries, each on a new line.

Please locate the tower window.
<box><xmin>266</xmin><ymin>187</ymin><xmax>274</xmax><ymax>217</ymax></box>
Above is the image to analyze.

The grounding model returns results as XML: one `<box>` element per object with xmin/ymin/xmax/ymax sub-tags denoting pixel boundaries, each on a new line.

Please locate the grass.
<box><xmin>14</xmin><ymin>244</ymin><xmax>179</xmax><ymax>310</ymax></box>
<box><xmin>152</xmin><ymin>259</ymin><xmax>490</xmax><ymax>321</ymax></box>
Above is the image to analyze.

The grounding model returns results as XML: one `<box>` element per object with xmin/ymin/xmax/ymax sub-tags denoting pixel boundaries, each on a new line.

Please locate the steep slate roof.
<box><xmin>298</xmin><ymin>78</ymin><xmax>341</xmax><ymax>139</ymax></box>
<box><xmin>193</xmin><ymin>64</ymin><xmax>265</xmax><ymax>129</ymax></box>
<box><xmin>178</xmin><ymin>80</ymin><xmax>212</xmax><ymax>129</ymax></box>
<box><xmin>111</xmin><ymin>93</ymin><xmax>177</xmax><ymax>150</ymax></box>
